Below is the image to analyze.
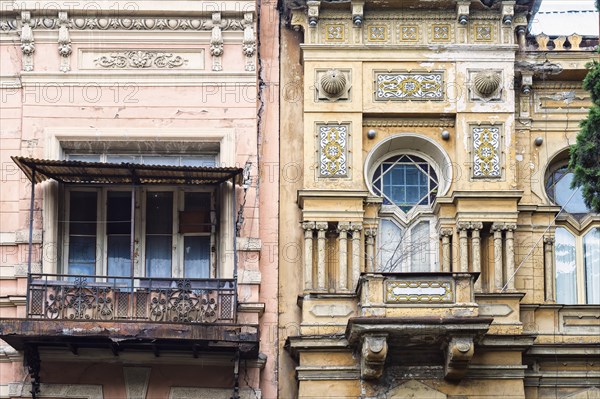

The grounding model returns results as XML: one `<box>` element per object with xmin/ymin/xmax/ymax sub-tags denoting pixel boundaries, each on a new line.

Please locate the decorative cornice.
<box><xmin>363</xmin><ymin>118</ymin><xmax>455</xmax><ymax>128</ymax></box>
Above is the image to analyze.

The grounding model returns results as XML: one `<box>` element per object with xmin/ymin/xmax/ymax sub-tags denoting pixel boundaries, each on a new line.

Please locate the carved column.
<box><xmin>360</xmin><ymin>334</ymin><xmax>388</xmax><ymax>379</ymax></box>
<box><xmin>316</xmin><ymin>222</ymin><xmax>328</xmax><ymax>290</ymax></box>
<box><xmin>337</xmin><ymin>222</ymin><xmax>350</xmax><ymax>291</ymax></box>
<box><xmin>210</xmin><ymin>12</ymin><xmax>224</xmax><ymax>71</ymax></box>
<box><xmin>350</xmin><ymin>222</ymin><xmax>362</xmax><ymax>290</ymax></box>
<box><xmin>458</xmin><ymin>223</ymin><xmax>469</xmax><ymax>273</ymax></box>
<box><xmin>58</xmin><ymin>12</ymin><xmax>71</xmax><ymax>72</ymax></box>
<box><xmin>504</xmin><ymin>224</ymin><xmax>516</xmax><ymax>290</ymax></box>
<box><xmin>302</xmin><ymin>222</ymin><xmax>316</xmax><ymax>290</ymax></box>
<box><xmin>20</xmin><ymin>12</ymin><xmax>35</xmax><ymax>71</ymax></box>
<box><xmin>440</xmin><ymin>229</ymin><xmax>453</xmax><ymax>272</ymax></box>
<box><xmin>491</xmin><ymin>223</ymin><xmax>504</xmax><ymax>291</ymax></box>
<box><xmin>543</xmin><ymin>236</ymin><xmax>555</xmax><ymax>302</ymax></box>
<box><xmin>364</xmin><ymin>227</ymin><xmax>376</xmax><ymax>273</ymax></box>
<box><xmin>242</xmin><ymin>12</ymin><xmax>256</xmax><ymax>71</ymax></box>
<box><xmin>471</xmin><ymin>223</ymin><xmax>483</xmax><ymax>291</ymax></box>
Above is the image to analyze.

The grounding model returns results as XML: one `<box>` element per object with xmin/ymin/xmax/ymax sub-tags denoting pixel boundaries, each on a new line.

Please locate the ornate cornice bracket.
<box><xmin>210</xmin><ymin>12</ymin><xmax>224</xmax><ymax>71</ymax></box>
<box><xmin>58</xmin><ymin>12</ymin><xmax>72</xmax><ymax>72</ymax></box>
<box><xmin>307</xmin><ymin>1</ymin><xmax>321</xmax><ymax>27</ymax></box>
<box><xmin>242</xmin><ymin>12</ymin><xmax>256</xmax><ymax>71</ymax></box>
<box><xmin>456</xmin><ymin>1</ymin><xmax>470</xmax><ymax>25</ymax></box>
<box><xmin>360</xmin><ymin>334</ymin><xmax>388</xmax><ymax>380</ymax></box>
<box><xmin>444</xmin><ymin>336</ymin><xmax>474</xmax><ymax>381</ymax></box>
<box><xmin>20</xmin><ymin>11</ymin><xmax>35</xmax><ymax>71</ymax></box>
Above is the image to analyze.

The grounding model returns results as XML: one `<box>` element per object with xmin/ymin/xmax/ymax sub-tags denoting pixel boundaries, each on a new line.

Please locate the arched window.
<box><xmin>546</xmin><ymin>159</ymin><xmax>599</xmax><ymax>304</ymax></box>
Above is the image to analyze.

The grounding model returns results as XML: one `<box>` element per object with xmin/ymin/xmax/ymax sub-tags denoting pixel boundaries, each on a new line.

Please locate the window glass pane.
<box><xmin>146</xmin><ymin>192</ymin><xmax>173</xmax><ymax>234</ymax></box>
<box><xmin>107</xmin><ymin>192</ymin><xmax>132</xmax><ymax>235</ymax></box>
<box><xmin>553</xmin><ymin>172</ymin><xmax>589</xmax><ymax>213</ymax></box>
<box><xmin>108</xmin><ymin>236</ymin><xmax>131</xmax><ymax>277</ymax></box>
<box><xmin>68</xmin><ymin>236</ymin><xmax>96</xmax><ymax>276</ymax></box>
<box><xmin>378</xmin><ymin>219</ymin><xmax>404</xmax><ymax>272</ymax></box>
<box><xmin>69</xmin><ymin>192</ymin><xmax>97</xmax><ymax>235</ymax></box>
<box><xmin>146</xmin><ymin>236</ymin><xmax>172</xmax><ymax>278</ymax></box>
<box><xmin>410</xmin><ymin>221</ymin><xmax>430</xmax><ymax>272</ymax></box>
<box><xmin>584</xmin><ymin>227</ymin><xmax>600</xmax><ymax>304</ymax></box>
<box><xmin>181</xmin><ymin>156</ymin><xmax>217</xmax><ymax>167</ymax></box>
<box><xmin>146</xmin><ymin>192</ymin><xmax>173</xmax><ymax>277</ymax></box>
<box><xmin>106</xmin><ymin>155</ymin><xmax>141</xmax><ymax>164</ymax></box>
<box><xmin>184</xmin><ymin>236</ymin><xmax>210</xmax><ymax>278</ymax></box>
<box><xmin>143</xmin><ymin>156</ymin><xmax>179</xmax><ymax>166</ymax></box>
<box><xmin>555</xmin><ymin>227</ymin><xmax>578</xmax><ymax>304</ymax></box>
<box><xmin>67</xmin><ymin>154</ymin><xmax>101</xmax><ymax>162</ymax></box>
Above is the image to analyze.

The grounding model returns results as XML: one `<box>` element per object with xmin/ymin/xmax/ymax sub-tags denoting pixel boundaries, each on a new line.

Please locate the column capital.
<box><xmin>504</xmin><ymin>223</ymin><xmax>517</xmax><ymax>232</ymax></box>
<box><xmin>364</xmin><ymin>227</ymin><xmax>377</xmax><ymax>238</ymax></box>
<box><xmin>457</xmin><ymin>221</ymin><xmax>483</xmax><ymax>231</ymax></box>
<box><xmin>491</xmin><ymin>222</ymin><xmax>504</xmax><ymax>233</ymax></box>
<box><xmin>440</xmin><ymin>228</ymin><xmax>453</xmax><ymax>237</ymax></box>
<box><xmin>337</xmin><ymin>221</ymin><xmax>351</xmax><ymax>232</ymax></box>
<box><xmin>315</xmin><ymin>221</ymin><xmax>329</xmax><ymax>231</ymax></box>
<box><xmin>350</xmin><ymin>222</ymin><xmax>363</xmax><ymax>232</ymax></box>
<box><xmin>543</xmin><ymin>235</ymin><xmax>555</xmax><ymax>245</ymax></box>
<box><xmin>302</xmin><ymin>221</ymin><xmax>316</xmax><ymax>231</ymax></box>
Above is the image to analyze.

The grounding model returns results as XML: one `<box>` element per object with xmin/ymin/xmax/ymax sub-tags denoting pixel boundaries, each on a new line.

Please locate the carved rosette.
<box><xmin>316</xmin><ymin>69</ymin><xmax>351</xmax><ymax>101</ymax></box>
<box><xmin>360</xmin><ymin>335</ymin><xmax>388</xmax><ymax>379</ymax></box>
<box><xmin>20</xmin><ymin>12</ymin><xmax>35</xmax><ymax>71</ymax></box>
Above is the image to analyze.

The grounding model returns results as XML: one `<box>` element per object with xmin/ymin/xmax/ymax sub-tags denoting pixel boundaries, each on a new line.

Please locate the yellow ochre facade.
<box><xmin>278</xmin><ymin>0</ymin><xmax>599</xmax><ymax>398</ymax></box>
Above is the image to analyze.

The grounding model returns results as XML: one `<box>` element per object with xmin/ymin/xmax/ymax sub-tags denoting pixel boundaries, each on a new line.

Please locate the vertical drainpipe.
<box><xmin>26</xmin><ymin>167</ymin><xmax>36</xmax><ymax>316</ymax></box>
<box><xmin>232</xmin><ymin>176</ymin><xmax>238</xmax><ymax>324</ymax></box>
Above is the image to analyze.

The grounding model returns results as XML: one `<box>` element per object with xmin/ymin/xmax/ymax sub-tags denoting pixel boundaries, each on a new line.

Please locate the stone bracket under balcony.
<box><xmin>346</xmin><ymin>316</ymin><xmax>492</xmax><ymax>382</ymax></box>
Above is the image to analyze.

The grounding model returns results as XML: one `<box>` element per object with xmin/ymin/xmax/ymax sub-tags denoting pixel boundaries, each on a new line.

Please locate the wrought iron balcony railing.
<box><xmin>27</xmin><ymin>273</ymin><xmax>236</xmax><ymax>324</ymax></box>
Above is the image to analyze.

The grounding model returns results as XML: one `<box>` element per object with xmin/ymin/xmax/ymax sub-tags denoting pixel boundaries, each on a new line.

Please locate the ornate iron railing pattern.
<box><xmin>27</xmin><ymin>274</ymin><xmax>236</xmax><ymax>323</ymax></box>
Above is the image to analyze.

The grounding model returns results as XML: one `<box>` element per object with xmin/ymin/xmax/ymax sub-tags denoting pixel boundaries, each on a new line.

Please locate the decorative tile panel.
<box><xmin>323</xmin><ymin>23</ymin><xmax>346</xmax><ymax>42</ymax></box>
<box><xmin>472</xmin><ymin>24</ymin><xmax>495</xmax><ymax>42</ymax></box>
<box><xmin>399</xmin><ymin>25</ymin><xmax>419</xmax><ymax>42</ymax></box>
<box><xmin>365</xmin><ymin>24</ymin><xmax>390</xmax><ymax>43</ymax></box>
<box><xmin>430</xmin><ymin>24</ymin><xmax>452</xmax><ymax>43</ymax></box>
<box><xmin>375</xmin><ymin>72</ymin><xmax>444</xmax><ymax>101</ymax></box>
<box><xmin>385</xmin><ymin>280</ymin><xmax>454</xmax><ymax>303</ymax></box>
<box><xmin>472</xmin><ymin>125</ymin><xmax>501</xmax><ymax>178</ymax></box>
<box><xmin>318</xmin><ymin>124</ymin><xmax>348</xmax><ymax>177</ymax></box>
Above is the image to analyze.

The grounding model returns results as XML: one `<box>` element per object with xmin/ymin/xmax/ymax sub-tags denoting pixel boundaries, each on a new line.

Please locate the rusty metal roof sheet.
<box><xmin>12</xmin><ymin>156</ymin><xmax>243</xmax><ymax>186</ymax></box>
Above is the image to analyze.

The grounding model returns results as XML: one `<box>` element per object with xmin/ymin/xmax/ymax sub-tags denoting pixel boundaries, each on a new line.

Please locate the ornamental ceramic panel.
<box><xmin>322</xmin><ymin>23</ymin><xmax>347</xmax><ymax>43</ymax></box>
<box><xmin>364</xmin><ymin>23</ymin><xmax>391</xmax><ymax>44</ymax></box>
<box><xmin>472</xmin><ymin>125</ymin><xmax>501</xmax><ymax>178</ymax></box>
<box><xmin>318</xmin><ymin>124</ymin><xmax>348</xmax><ymax>177</ymax></box>
<box><xmin>385</xmin><ymin>280</ymin><xmax>454</xmax><ymax>303</ymax></box>
<box><xmin>429</xmin><ymin>24</ymin><xmax>453</xmax><ymax>43</ymax></box>
<box><xmin>375</xmin><ymin>72</ymin><xmax>444</xmax><ymax>101</ymax></box>
<box><xmin>398</xmin><ymin>25</ymin><xmax>419</xmax><ymax>42</ymax></box>
<box><xmin>472</xmin><ymin>24</ymin><xmax>495</xmax><ymax>42</ymax></box>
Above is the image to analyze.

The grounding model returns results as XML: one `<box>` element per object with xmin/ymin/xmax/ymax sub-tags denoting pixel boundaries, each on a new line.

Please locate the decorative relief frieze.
<box><xmin>363</xmin><ymin>118</ymin><xmax>454</xmax><ymax>127</ymax></box>
<box><xmin>472</xmin><ymin>125</ymin><xmax>501</xmax><ymax>178</ymax></box>
<box><xmin>385</xmin><ymin>280</ymin><xmax>454</xmax><ymax>303</ymax></box>
<box><xmin>318</xmin><ymin>124</ymin><xmax>348</xmax><ymax>177</ymax></box>
<box><xmin>31</xmin><ymin>17</ymin><xmax>246</xmax><ymax>31</ymax></box>
<box><xmin>0</xmin><ymin>18</ymin><xmax>18</xmax><ymax>31</ymax></box>
<box><xmin>94</xmin><ymin>51</ymin><xmax>188</xmax><ymax>69</ymax></box>
<box><xmin>374</xmin><ymin>72</ymin><xmax>444</xmax><ymax>101</ymax></box>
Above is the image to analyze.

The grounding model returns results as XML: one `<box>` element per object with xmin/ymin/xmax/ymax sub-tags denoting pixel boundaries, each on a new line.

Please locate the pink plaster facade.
<box><xmin>0</xmin><ymin>1</ymin><xmax>279</xmax><ymax>398</ymax></box>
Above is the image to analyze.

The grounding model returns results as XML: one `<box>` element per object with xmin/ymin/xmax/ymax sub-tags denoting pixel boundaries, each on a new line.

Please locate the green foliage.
<box><xmin>569</xmin><ymin>60</ymin><xmax>600</xmax><ymax>212</ymax></box>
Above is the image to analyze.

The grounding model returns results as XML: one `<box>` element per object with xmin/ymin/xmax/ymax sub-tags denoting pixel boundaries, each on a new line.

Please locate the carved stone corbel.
<box><xmin>242</xmin><ymin>12</ymin><xmax>256</xmax><ymax>71</ymax></box>
<box><xmin>58</xmin><ymin>12</ymin><xmax>71</xmax><ymax>72</ymax></box>
<box><xmin>444</xmin><ymin>336</ymin><xmax>474</xmax><ymax>381</ymax></box>
<box><xmin>456</xmin><ymin>1</ymin><xmax>470</xmax><ymax>25</ymax></box>
<box><xmin>520</xmin><ymin>71</ymin><xmax>533</xmax><ymax>95</ymax></box>
<box><xmin>501</xmin><ymin>1</ymin><xmax>515</xmax><ymax>25</ymax></box>
<box><xmin>361</xmin><ymin>334</ymin><xmax>388</xmax><ymax>379</ymax></box>
<box><xmin>20</xmin><ymin>12</ymin><xmax>35</xmax><ymax>71</ymax></box>
<box><xmin>351</xmin><ymin>0</ymin><xmax>364</xmax><ymax>26</ymax></box>
<box><xmin>210</xmin><ymin>12</ymin><xmax>224</xmax><ymax>71</ymax></box>
<box><xmin>307</xmin><ymin>1</ymin><xmax>321</xmax><ymax>27</ymax></box>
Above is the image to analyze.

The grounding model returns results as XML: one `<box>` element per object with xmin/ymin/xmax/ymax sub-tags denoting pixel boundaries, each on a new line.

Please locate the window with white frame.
<box><xmin>61</xmin><ymin>151</ymin><xmax>223</xmax><ymax>279</ymax></box>
<box><xmin>546</xmin><ymin>161</ymin><xmax>600</xmax><ymax>304</ymax></box>
<box><xmin>370</xmin><ymin>153</ymin><xmax>440</xmax><ymax>272</ymax></box>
